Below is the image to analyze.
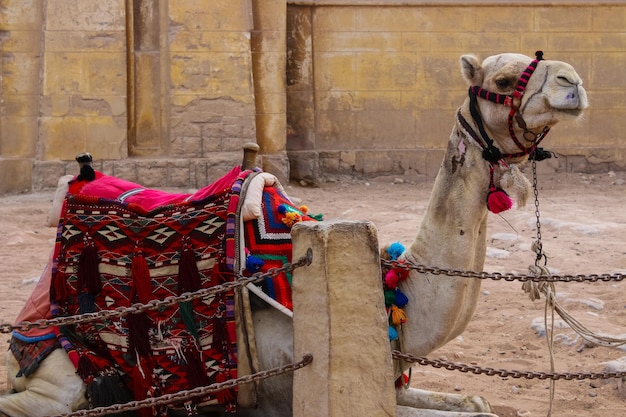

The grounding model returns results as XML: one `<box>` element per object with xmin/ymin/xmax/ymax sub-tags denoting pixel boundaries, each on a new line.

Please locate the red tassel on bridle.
<box><xmin>486</xmin><ymin>166</ymin><xmax>513</xmax><ymax>214</ymax></box>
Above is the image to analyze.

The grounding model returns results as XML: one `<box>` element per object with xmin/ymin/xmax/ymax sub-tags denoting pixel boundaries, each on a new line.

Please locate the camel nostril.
<box><xmin>557</xmin><ymin>74</ymin><xmax>576</xmax><ymax>86</ymax></box>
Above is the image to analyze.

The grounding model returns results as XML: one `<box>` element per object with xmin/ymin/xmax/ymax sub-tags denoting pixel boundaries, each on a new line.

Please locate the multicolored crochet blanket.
<box><xmin>30</xmin><ymin>166</ymin><xmax>318</xmax><ymax>416</ymax></box>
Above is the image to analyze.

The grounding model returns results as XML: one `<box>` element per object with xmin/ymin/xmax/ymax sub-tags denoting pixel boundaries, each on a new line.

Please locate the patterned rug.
<box><xmin>51</xmin><ymin>167</ymin><xmax>252</xmax><ymax>415</ymax></box>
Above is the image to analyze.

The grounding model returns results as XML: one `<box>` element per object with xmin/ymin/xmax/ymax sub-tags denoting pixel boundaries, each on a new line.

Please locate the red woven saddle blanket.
<box><xmin>40</xmin><ymin>166</ymin><xmax>318</xmax><ymax>415</ymax></box>
<box><xmin>50</xmin><ymin>166</ymin><xmax>253</xmax><ymax>414</ymax></box>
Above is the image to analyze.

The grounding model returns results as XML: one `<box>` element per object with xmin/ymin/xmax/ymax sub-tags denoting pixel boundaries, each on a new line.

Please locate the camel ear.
<box><xmin>460</xmin><ymin>54</ymin><xmax>483</xmax><ymax>86</ymax></box>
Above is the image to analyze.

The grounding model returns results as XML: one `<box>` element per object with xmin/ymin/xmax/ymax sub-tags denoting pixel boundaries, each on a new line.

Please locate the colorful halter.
<box><xmin>460</xmin><ymin>51</ymin><xmax>551</xmax><ymax>214</ymax></box>
<box><xmin>466</xmin><ymin>50</ymin><xmax>550</xmax><ymax>164</ymax></box>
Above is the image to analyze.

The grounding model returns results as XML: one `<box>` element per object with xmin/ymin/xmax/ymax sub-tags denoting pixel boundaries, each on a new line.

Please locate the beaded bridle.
<box><xmin>457</xmin><ymin>51</ymin><xmax>552</xmax><ymax>213</ymax></box>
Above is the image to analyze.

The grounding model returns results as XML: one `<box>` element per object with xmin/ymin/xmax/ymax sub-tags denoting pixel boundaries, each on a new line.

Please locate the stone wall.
<box><xmin>286</xmin><ymin>1</ymin><xmax>626</xmax><ymax>182</ymax></box>
<box><xmin>1</xmin><ymin>1</ymin><xmax>625</xmax><ymax>194</ymax></box>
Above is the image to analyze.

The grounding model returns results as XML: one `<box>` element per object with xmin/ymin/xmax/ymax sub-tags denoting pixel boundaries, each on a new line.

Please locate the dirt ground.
<box><xmin>0</xmin><ymin>169</ymin><xmax>625</xmax><ymax>417</ymax></box>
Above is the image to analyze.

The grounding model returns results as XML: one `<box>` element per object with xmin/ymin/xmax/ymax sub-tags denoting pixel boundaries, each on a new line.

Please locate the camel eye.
<box><xmin>495</xmin><ymin>78</ymin><xmax>513</xmax><ymax>90</ymax></box>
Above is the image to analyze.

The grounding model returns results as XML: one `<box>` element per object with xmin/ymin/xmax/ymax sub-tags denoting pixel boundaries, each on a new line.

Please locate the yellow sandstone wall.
<box><xmin>1</xmin><ymin>1</ymin><xmax>625</xmax><ymax>194</ymax></box>
<box><xmin>286</xmin><ymin>1</ymin><xmax>626</xmax><ymax>182</ymax></box>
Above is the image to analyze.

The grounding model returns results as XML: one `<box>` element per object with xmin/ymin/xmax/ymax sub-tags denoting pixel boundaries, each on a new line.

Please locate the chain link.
<box><xmin>531</xmin><ymin>159</ymin><xmax>547</xmax><ymax>266</ymax></box>
<box><xmin>392</xmin><ymin>350</ymin><xmax>626</xmax><ymax>381</ymax></box>
<box><xmin>53</xmin><ymin>354</ymin><xmax>313</xmax><ymax>417</ymax></box>
<box><xmin>0</xmin><ymin>250</ymin><xmax>312</xmax><ymax>335</ymax></box>
<box><xmin>381</xmin><ymin>258</ymin><xmax>626</xmax><ymax>283</ymax></box>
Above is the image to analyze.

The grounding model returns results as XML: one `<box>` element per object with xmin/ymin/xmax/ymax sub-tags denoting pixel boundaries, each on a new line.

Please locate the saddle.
<box><xmin>11</xmin><ymin>164</ymin><xmax>319</xmax><ymax>416</ymax></box>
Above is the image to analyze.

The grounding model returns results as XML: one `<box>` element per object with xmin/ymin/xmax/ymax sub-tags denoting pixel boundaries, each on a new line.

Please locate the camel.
<box><xmin>0</xmin><ymin>52</ymin><xmax>587</xmax><ymax>417</ymax></box>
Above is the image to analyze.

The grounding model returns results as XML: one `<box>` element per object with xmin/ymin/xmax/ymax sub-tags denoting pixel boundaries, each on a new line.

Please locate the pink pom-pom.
<box><xmin>385</xmin><ymin>269</ymin><xmax>400</xmax><ymax>289</ymax></box>
<box><xmin>486</xmin><ymin>186</ymin><xmax>513</xmax><ymax>214</ymax></box>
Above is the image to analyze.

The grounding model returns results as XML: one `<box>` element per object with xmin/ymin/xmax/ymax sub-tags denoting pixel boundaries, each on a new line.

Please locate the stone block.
<box><xmin>3</xmin><ymin>52</ymin><xmax>41</xmax><ymax>95</ymax></box>
<box><xmin>1</xmin><ymin>95</ymin><xmax>39</xmax><ymax>117</ymax></box>
<box><xmin>45</xmin><ymin>31</ymin><xmax>126</xmax><ymax>52</ymax></box>
<box><xmin>168</xmin><ymin>160</ymin><xmax>192</xmax><ymax>188</ymax></box>
<box><xmin>170</xmin><ymin>30</ymin><xmax>250</xmax><ymax>53</ymax></box>
<box><xmin>313</xmin><ymin>52</ymin><xmax>356</xmax><ymax>91</ymax></box>
<box><xmin>32</xmin><ymin>160</ymin><xmax>66</xmax><ymax>191</ymax></box>
<box><xmin>0</xmin><ymin>0</ymin><xmax>42</xmax><ymax>30</ymax></box>
<box><xmin>535</xmin><ymin>6</ymin><xmax>592</xmax><ymax>32</ymax></box>
<box><xmin>169</xmin><ymin>0</ymin><xmax>250</xmax><ymax>31</ymax></box>
<box><xmin>288</xmin><ymin>150</ymin><xmax>320</xmax><ymax>184</ymax></box>
<box><xmin>261</xmin><ymin>152</ymin><xmax>289</xmax><ymax>186</ymax></box>
<box><xmin>136</xmin><ymin>160</ymin><xmax>168</xmax><ymax>188</ymax></box>
<box><xmin>0</xmin><ymin>159</ymin><xmax>32</xmax><ymax>194</ymax></box>
<box><xmin>1</xmin><ymin>30</ymin><xmax>42</xmax><ymax>53</ymax></box>
<box><xmin>291</xmin><ymin>221</ymin><xmax>396</xmax><ymax>417</ymax></box>
<box><xmin>312</xmin><ymin>7</ymin><xmax>356</xmax><ymax>32</ymax></box>
<box><xmin>355</xmin><ymin>6</ymin><xmax>418</xmax><ymax>32</ymax></box>
<box><xmin>45</xmin><ymin>0</ymin><xmax>125</xmax><ymax>31</ymax></box>
<box><xmin>0</xmin><ymin>116</ymin><xmax>37</xmax><ymax>157</ymax></box>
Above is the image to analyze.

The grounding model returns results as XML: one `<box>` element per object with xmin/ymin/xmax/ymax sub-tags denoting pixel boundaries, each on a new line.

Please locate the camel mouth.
<box><xmin>557</xmin><ymin>107</ymin><xmax>585</xmax><ymax>118</ymax></box>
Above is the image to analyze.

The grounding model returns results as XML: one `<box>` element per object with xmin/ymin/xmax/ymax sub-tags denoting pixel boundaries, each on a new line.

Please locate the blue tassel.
<box><xmin>277</xmin><ymin>204</ymin><xmax>288</xmax><ymax>214</ymax></box>
<box><xmin>246</xmin><ymin>255</ymin><xmax>265</xmax><ymax>273</ymax></box>
<box><xmin>394</xmin><ymin>289</ymin><xmax>409</xmax><ymax>308</ymax></box>
<box><xmin>388</xmin><ymin>326</ymin><xmax>398</xmax><ymax>341</ymax></box>
<box><xmin>386</xmin><ymin>242</ymin><xmax>405</xmax><ymax>261</ymax></box>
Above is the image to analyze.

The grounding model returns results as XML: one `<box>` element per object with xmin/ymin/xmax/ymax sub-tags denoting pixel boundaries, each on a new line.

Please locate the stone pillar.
<box><xmin>250</xmin><ymin>0</ymin><xmax>289</xmax><ymax>183</ymax></box>
<box><xmin>128</xmin><ymin>0</ymin><xmax>168</xmax><ymax>156</ymax></box>
<box><xmin>291</xmin><ymin>221</ymin><xmax>397</xmax><ymax>417</ymax></box>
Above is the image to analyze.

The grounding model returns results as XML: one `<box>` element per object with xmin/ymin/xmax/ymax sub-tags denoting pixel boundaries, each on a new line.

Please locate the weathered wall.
<box><xmin>0</xmin><ymin>0</ymin><xmax>263</xmax><ymax>194</ymax></box>
<box><xmin>286</xmin><ymin>2</ymin><xmax>626</xmax><ymax>182</ymax></box>
<box><xmin>1</xmin><ymin>1</ymin><xmax>626</xmax><ymax>194</ymax></box>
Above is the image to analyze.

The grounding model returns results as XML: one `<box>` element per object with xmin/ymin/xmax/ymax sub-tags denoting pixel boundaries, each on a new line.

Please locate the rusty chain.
<box><xmin>381</xmin><ymin>258</ymin><xmax>626</xmax><ymax>283</ymax></box>
<box><xmin>53</xmin><ymin>354</ymin><xmax>313</xmax><ymax>417</ymax></box>
<box><xmin>392</xmin><ymin>350</ymin><xmax>626</xmax><ymax>381</ymax></box>
<box><xmin>0</xmin><ymin>249</ymin><xmax>312</xmax><ymax>335</ymax></box>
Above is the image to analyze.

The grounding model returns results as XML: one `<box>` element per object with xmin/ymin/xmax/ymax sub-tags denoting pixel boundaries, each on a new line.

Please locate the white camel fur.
<box><xmin>0</xmin><ymin>52</ymin><xmax>587</xmax><ymax>417</ymax></box>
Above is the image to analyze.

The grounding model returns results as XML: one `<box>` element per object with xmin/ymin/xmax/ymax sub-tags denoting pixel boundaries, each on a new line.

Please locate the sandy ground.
<box><xmin>0</xmin><ymin>169</ymin><xmax>625</xmax><ymax>417</ymax></box>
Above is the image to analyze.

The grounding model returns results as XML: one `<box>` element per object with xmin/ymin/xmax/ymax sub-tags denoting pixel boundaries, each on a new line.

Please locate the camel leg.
<box><xmin>0</xmin><ymin>349</ymin><xmax>87</xmax><ymax>417</ymax></box>
<box><xmin>396</xmin><ymin>387</ymin><xmax>497</xmax><ymax>416</ymax></box>
<box><xmin>397</xmin><ymin>407</ymin><xmax>497</xmax><ymax>417</ymax></box>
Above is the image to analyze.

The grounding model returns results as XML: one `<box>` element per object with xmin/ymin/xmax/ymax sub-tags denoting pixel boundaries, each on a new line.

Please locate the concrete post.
<box><xmin>291</xmin><ymin>221</ymin><xmax>396</xmax><ymax>417</ymax></box>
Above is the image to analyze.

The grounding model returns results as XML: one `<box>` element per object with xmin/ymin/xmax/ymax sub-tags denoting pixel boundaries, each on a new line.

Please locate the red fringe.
<box><xmin>215</xmin><ymin>368</ymin><xmax>236</xmax><ymax>404</ymax></box>
<box><xmin>127</xmin><ymin>312</ymin><xmax>152</xmax><ymax>357</ymax></box>
<box><xmin>184</xmin><ymin>345</ymin><xmax>209</xmax><ymax>388</ymax></box>
<box><xmin>51</xmin><ymin>271</ymin><xmax>67</xmax><ymax>302</ymax></box>
<box><xmin>132</xmin><ymin>361</ymin><xmax>157</xmax><ymax>417</ymax></box>
<box><xmin>178</xmin><ymin>244</ymin><xmax>201</xmax><ymax>294</ymax></box>
<box><xmin>131</xmin><ymin>251</ymin><xmax>152</xmax><ymax>304</ymax></box>
<box><xmin>77</xmin><ymin>241</ymin><xmax>101</xmax><ymax>295</ymax></box>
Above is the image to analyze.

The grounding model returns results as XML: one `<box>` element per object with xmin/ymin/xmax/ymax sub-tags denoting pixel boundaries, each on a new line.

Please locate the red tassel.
<box><xmin>184</xmin><ymin>345</ymin><xmax>209</xmax><ymax>388</ymax></box>
<box><xmin>131</xmin><ymin>251</ymin><xmax>152</xmax><ymax>304</ymax></box>
<box><xmin>77</xmin><ymin>354</ymin><xmax>98</xmax><ymax>381</ymax></box>
<box><xmin>487</xmin><ymin>186</ymin><xmax>513</xmax><ymax>214</ymax></box>
<box><xmin>215</xmin><ymin>366</ymin><xmax>236</xmax><ymax>404</ymax></box>
<box><xmin>178</xmin><ymin>243</ymin><xmax>201</xmax><ymax>294</ymax></box>
<box><xmin>77</xmin><ymin>239</ymin><xmax>101</xmax><ymax>295</ymax></box>
<box><xmin>132</xmin><ymin>360</ymin><xmax>157</xmax><ymax>417</ymax></box>
<box><xmin>127</xmin><ymin>312</ymin><xmax>152</xmax><ymax>357</ymax></box>
<box><xmin>211</xmin><ymin>316</ymin><xmax>228</xmax><ymax>353</ymax></box>
<box><xmin>51</xmin><ymin>271</ymin><xmax>67</xmax><ymax>302</ymax></box>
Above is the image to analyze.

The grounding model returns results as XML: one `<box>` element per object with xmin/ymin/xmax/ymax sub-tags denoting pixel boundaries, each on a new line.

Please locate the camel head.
<box><xmin>459</xmin><ymin>52</ymin><xmax>588</xmax><ymax>159</ymax></box>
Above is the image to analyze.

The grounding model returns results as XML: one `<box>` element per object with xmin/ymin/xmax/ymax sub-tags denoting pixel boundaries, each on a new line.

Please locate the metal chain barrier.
<box><xmin>381</xmin><ymin>258</ymin><xmax>626</xmax><ymax>283</ymax></box>
<box><xmin>392</xmin><ymin>350</ymin><xmax>626</xmax><ymax>381</ymax></box>
<box><xmin>53</xmin><ymin>354</ymin><xmax>313</xmax><ymax>417</ymax></box>
<box><xmin>0</xmin><ymin>249</ymin><xmax>312</xmax><ymax>334</ymax></box>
